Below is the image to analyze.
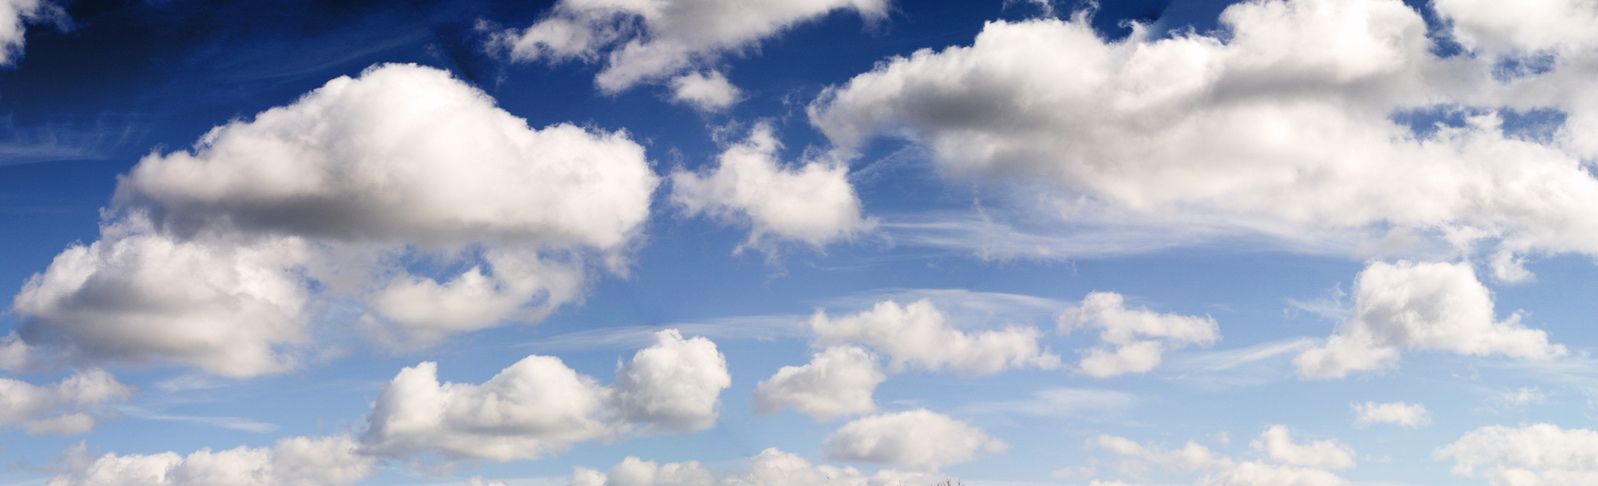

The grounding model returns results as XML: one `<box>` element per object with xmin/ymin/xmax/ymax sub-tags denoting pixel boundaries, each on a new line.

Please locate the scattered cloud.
<box><xmin>1295</xmin><ymin>261</ymin><xmax>1565</xmax><ymax>379</ymax></box>
<box><xmin>672</xmin><ymin>123</ymin><xmax>873</xmax><ymax>251</ymax></box>
<box><xmin>1352</xmin><ymin>401</ymin><xmax>1430</xmax><ymax>429</ymax></box>
<box><xmin>1091</xmin><ymin>426</ymin><xmax>1354</xmax><ymax>485</ymax></box>
<box><xmin>0</xmin><ymin>369</ymin><xmax>133</xmax><ymax>436</ymax></box>
<box><xmin>489</xmin><ymin>0</ymin><xmax>888</xmax><ymax>93</ymax></box>
<box><xmin>359</xmin><ymin>330</ymin><xmax>730</xmax><ymax>461</ymax></box>
<box><xmin>810</xmin><ymin>299</ymin><xmax>1060</xmax><ymax>375</ymax></box>
<box><xmin>754</xmin><ymin>345</ymin><xmax>885</xmax><ymax>421</ymax></box>
<box><xmin>47</xmin><ymin>435</ymin><xmax>376</xmax><ymax>486</ymax></box>
<box><xmin>571</xmin><ymin>448</ymin><xmax>948</xmax><ymax>486</ymax></box>
<box><xmin>1435</xmin><ymin>423</ymin><xmax>1598</xmax><ymax>485</ymax></box>
<box><xmin>1060</xmin><ymin>292</ymin><xmax>1220</xmax><ymax>377</ymax></box>
<box><xmin>822</xmin><ymin>409</ymin><xmax>1007</xmax><ymax>471</ymax></box>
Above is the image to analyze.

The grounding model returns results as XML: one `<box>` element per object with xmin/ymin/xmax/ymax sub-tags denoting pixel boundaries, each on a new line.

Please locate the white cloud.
<box><xmin>611</xmin><ymin>330</ymin><xmax>733</xmax><ymax>434</ymax></box>
<box><xmin>754</xmin><ymin>345</ymin><xmax>885</xmax><ymax>421</ymax></box>
<box><xmin>1435</xmin><ymin>424</ymin><xmax>1598</xmax><ymax>485</ymax></box>
<box><xmin>1433</xmin><ymin>0</ymin><xmax>1598</xmax><ymax>56</ymax></box>
<box><xmin>360</xmin><ymin>330</ymin><xmax>730</xmax><ymax>461</ymax></box>
<box><xmin>1352</xmin><ymin>401</ymin><xmax>1430</xmax><ymax>428</ymax></box>
<box><xmin>47</xmin><ymin>435</ymin><xmax>375</xmax><ymax>486</ymax></box>
<box><xmin>0</xmin><ymin>0</ymin><xmax>60</xmax><ymax>66</ymax></box>
<box><xmin>571</xmin><ymin>448</ymin><xmax>947</xmax><ymax>486</ymax></box>
<box><xmin>0</xmin><ymin>369</ymin><xmax>133</xmax><ymax>436</ymax></box>
<box><xmin>810</xmin><ymin>299</ymin><xmax>1060</xmax><ymax>375</ymax></box>
<box><xmin>1251</xmin><ymin>426</ymin><xmax>1354</xmax><ymax>470</ymax></box>
<box><xmin>12</xmin><ymin>63</ymin><xmax>660</xmax><ymax>374</ymax></box>
<box><xmin>961</xmin><ymin>387</ymin><xmax>1135</xmax><ymax>417</ymax></box>
<box><xmin>670</xmin><ymin>70</ymin><xmax>742</xmax><ymax>111</ymax></box>
<box><xmin>1295</xmin><ymin>261</ymin><xmax>1566</xmax><ymax>379</ymax></box>
<box><xmin>491</xmin><ymin>0</ymin><xmax>888</xmax><ymax>93</ymax></box>
<box><xmin>807</xmin><ymin>0</ymin><xmax>1598</xmax><ymax>267</ymax></box>
<box><xmin>672</xmin><ymin>123</ymin><xmax>872</xmax><ymax>250</ymax></box>
<box><xmin>1091</xmin><ymin>426</ymin><xmax>1353</xmax><ymax>486</ymax></box>
<box><xmin>1059</xmin><ymin>292</ymin><xmax>1220</xmax><ymax>377</ymax></box>
<box><xmin>0</xmin><ymin>331</ymin><xmax>32</xmax><ymax>371</ymax></box>
<box><xmin>13</xmin><ymin>219</ymin><xmax>312</xmax><ymax>377</ymax></box>
<box><xmin>822</xmin><ymin>409</ymin><xmax>1007</xmax><ymax>471</ymax></box>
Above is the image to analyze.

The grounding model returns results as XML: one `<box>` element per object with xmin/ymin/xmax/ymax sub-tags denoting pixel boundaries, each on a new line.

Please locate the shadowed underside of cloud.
<box><xmin>809</xmin><ymin>0</ymin><xmax>1598</xmax><ymax>276</ymax></box>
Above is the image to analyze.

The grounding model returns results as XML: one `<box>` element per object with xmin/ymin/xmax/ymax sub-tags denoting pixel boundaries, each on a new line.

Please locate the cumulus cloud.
<box><xmin>1435</xmin><ymin>424</ymin><xmax>1598</xmax><ymax>485</ymax></box>
<box><xmin>0</xmin><ymin>369</ymin><xmax>132</xmax><ymax>436</ymax></box>
<box><xmin>0</xmin><ymin>0</ymin><xmax>61</xmax><ymax>66</ymax></box>
<box><xmin>672</xmin><ymin>123</ymin><xmax>872</xmax><ymax>250</ymax></box>
<box><xmin>670</xmin><ymin>70</ymin><xmax>742</xmax><ymax>111</ymax></box>
<box><xmin>1433</xmin><ymin>0</ymin><xmax>1598</xmax><ymax>56</ymax></box>
<box><xmin>47</xmin><ymin>435</ymin><xmax>376</xmax><ymax>486</ymax></box>
<box><xmin>571</xmin><ymin>448</ymin><xmax>947</xmax><ymax>486</ymax></box>
<box><xmin>1295</xmin><ymin>261</ymin><xmax>1565</xmax><ymax>379</ymax></box>
<box><xmin>1059</xmin><ymin>292</ymin><xmax>1220</xmax><ymax>377</ymax></box>
<box><xmin>360</xmin><ymin>330</ymin><xmax>729</xmax><ymax>461</ymax></box>
<box><xmin>1352</xmin><ymin>401</ymin><xmax>1430</xmax><ymax>428</ymax></box>
<box><xmin>808</xmin><ymin>0</ymin><xmax>1598</xmax><ymax>269</ymax></box>
<box><xmin>754</xmin><ymin>345</ymin><xmax>885</xmax><ymax>421</ymax></box>
<box><xmin>1091</xmin><ymin>426</ymin><xmax>1353</xmax><ymax>486</ymax></box>
<box><xmin>822</xmin><ymin>409</ymin><xmax>1006</xmax><ymax>471</ymax></box>
<box><xmin>491</xmin><ymin>0</ymin><xmax>888</xmax><ymax>93</ymax></box>
<box><xmin>810</xmin><ymin>299</ymin><xmax>1059</xmax><ymax>375</ymax></box>
<box><xmin>11</xmin><ymin>63</ymin><xmax>659</xmax><ymax>375</ymax></box>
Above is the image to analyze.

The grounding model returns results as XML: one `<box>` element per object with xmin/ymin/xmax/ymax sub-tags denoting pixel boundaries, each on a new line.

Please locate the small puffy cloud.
<box><xmin>822</xmin><ymin>409</ymin><xmax>1007</xmax><ymax>471</ymax></box>
<box><xmin>491</xmin><ymin>0</ymin><xmax>888</xmax><ymax>92</ymax></box>
<box><xmin>611</xmin><ymin>330</ymin><xmax>733</xmax><ymax>434</ymax></box>
<box><xmin>1092</xmin><ymin>426</ymin><xmax>1353</xmax><ymax>486</ymax></box>
<box><xmin>12</xmin><ymin>63</ymin><xmax>660</xmax><ymax>374</ymax></box>
<box><xmin>572</xmin><ymin>448</ymin><xmax>947</xmax><ymax>486</ymax></box>
<box><xmin>1295</xmin><ymin>261</ymin><xmax>1566</xmax><ymax>379</ymax></box>
<box><xmin>1435</xmin><ymin>424</ymin><xmax>1598</xmax><ymax>485</ymax></box>
<box><xmin>0</xmin><ymin>369</ymin><xmax>133</xmax><ymax>436</ymax></box>
<box><xmin>1352</xmin><ymin>401</ymin><xmax>1430</xmax><ymax>429</ymax></box>
<box><xmin>0</xmin><ymin>0</ymin><xmax>61</xmax><ymax>66</ymax></box>
<box><xmin>808</xmin><ymin>0</ymin><xmax>1598</xmax><ymax>267</ymax></box>
<box><xmin>754</xmin><ymin>345</ymin><xmax>884</xmax><ymax>421</ymax></box>
<box><xmin>47</xmin><ymin>435</ymin><xmax>376</xmax><ymax>486</ymax></box>
<box><xmin>1432</xmin><ymin>0</ymin><xmax>1598</xmax><ymax>56</ymax></box>
<box><xmin>360</xmin><ymin>330</ymin><xmax>730</xmax><ymax>461</ymax></box>
<box><xmin>670</xmin><ymin>71</ymin><xmax>742</xmax><ymax>112</ymax></box>
<box><xmin>1251</xmin><ymin>426</ymin><xmax>1355</xmax><ymax>470</ymax></box>
<box><xmin>672</xmin><ymin>123</ymin><xmax>872</xmax><ymax>250</ymax></box>
<box><xmin>1059</xmin><ymin>292</ymin><xmax>1220</xmax><ymax>377</ymax></box>
<box><xmin>810</xmin><ymin>299</ymin><xmax>1060</xmax><ymax>375</ymax></box>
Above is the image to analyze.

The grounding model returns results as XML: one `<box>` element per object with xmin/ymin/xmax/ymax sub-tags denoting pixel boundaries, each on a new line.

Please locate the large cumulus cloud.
<box><xmin>11</xmin><ymin>63</ymin><xmax>659</xmax><ymax>376</ymax></box>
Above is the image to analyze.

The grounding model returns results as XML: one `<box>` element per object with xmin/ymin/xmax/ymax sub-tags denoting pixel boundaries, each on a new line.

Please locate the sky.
<box><xmin>3</xmin><ymin>0</ymin><xmax>1598</xmax><ymax>485</ymax></box>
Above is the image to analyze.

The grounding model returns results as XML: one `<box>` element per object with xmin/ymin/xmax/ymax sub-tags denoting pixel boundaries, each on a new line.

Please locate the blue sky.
<box><xmin>4</xmin><ymin>0</ymin><xmax>1598</xmax><ymax>485</ymax></box>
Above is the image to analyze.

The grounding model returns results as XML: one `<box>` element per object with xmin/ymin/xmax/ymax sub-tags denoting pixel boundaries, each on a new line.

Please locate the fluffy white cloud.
<box><xmin>491</xmin><ymin>0</ymin><xmax>888</xmax><ymax>92</ymax></box>
<box><xmin>1251</xmin><ymin>426</ymin><xmax>1354</xmax><ymax>470</ymax></box>
<box><xmin>360</xmin><ymin>330</ymin><xmax>729</xmax><ymax>461</ymax></box>
<box><xmin>810</xmin><ymin>299</ymin><xmax>1059</xmax><ymax>375</ymax></box>
<box><xmin>1092</xmin><ymin>426</ymin><xmax>1353</xmax><ymax>486</ymax></box>
<box><xmin>0</xmin><ymin>369</ymin><xmax>132</xmax><ymax>436</ymax></box>
<box><xmin>13</xmin><ymin>219</ymin><xmax>311</xmax><ymax>377</ymax></box>
<box><xmin>672</xmin><ymin>124</ymin><xmax>872</xmax><ymax>249</ymax></box>
<box><xmin>11</xmin><ymin>63</ymin><xmax>660</xmax><ymax>374</ymax></box>
<box><xmin>0</xmin><ymin>0</ymin><xmax>59</xmax><ymax>66</ymax></box>
<box><xmin>1059</xmin><ymin>292</ymin><xmax>1220</xmax><ymax>377</ymax></box>
<box><xmin>1295</xmin><ymin>261</ymin><xmax>1566</xmax><ymax>379</ymax></box>
<box><xmin>611</xmin><ymin>330</ymin><xmax>733</xmax><ymax>433</ymax></box>
<box><xmin>822</xmin><ymin>409</ymin><xmax>1006</xmax><ymax>471</ymax></box>
<box><xmin>1352</xmin><ymin>401</ymin><xmax>1430</xmax><ymax>428</ymax></box>
<box><xmin>754</xmin><ymin>345</ymin><xmax>884</xmax><ymax>421</ymax></box>
<box><xmin>670</xmin><ymin>70</ymin><xmax>742</xmax><ymax>111</ymax></box>
<box><xmin>1433</xmin><ymin>0</ymin><xmax>1598</xmax><ymax>56</ymax></box>
<box><xmin>47</xmin><ymin>435</ymin><xmax>376</xmax><ymax>486</ymax></box>
<box><xmin>808</xmin><ymin>0</ymin><xmax>1598</xmax><ymax>267</ymax></box>
<box><xmin>571</xmin><ymin>448</ymin><xmax>946</xmax><ymax>486</ymax></box>
<box><xmin>1435</xmin><ymin>424</ymin><xmax>1598</xmax><ymax>485</ymax></box>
